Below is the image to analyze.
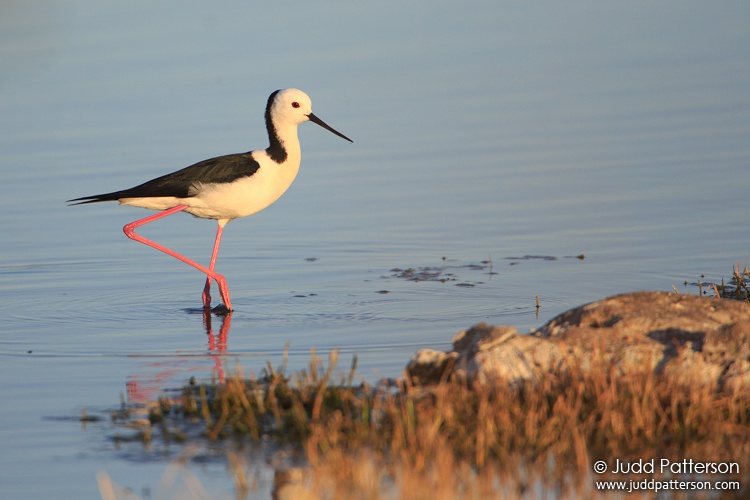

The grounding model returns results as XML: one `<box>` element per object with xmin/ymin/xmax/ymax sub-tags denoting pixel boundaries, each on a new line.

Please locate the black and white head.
<box><xmin>268</xmin><ymin>88</ymin><xmax>353</xmax><ymax>142</ymax></box>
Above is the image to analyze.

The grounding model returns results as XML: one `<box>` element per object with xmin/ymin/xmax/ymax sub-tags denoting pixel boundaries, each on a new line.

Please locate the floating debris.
<box><xmin>389</xmin><ymin>267</ymin><xmax>454</xmax><ymax>282</ymax></box>
<box><xmin>505</xmin><ymin>255</ymin><xmax>557</xmax><ymax>261</ymax></box>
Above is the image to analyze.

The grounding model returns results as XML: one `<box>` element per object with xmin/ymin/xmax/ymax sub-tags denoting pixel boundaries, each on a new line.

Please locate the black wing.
<box><xmin>67</xmin><ymin>152</ymin><xmax>261</xmax><ymax>204</ymax></box>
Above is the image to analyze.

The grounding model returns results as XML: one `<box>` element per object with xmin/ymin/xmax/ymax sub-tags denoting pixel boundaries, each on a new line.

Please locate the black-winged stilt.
<box><xmin>68</xmin><ymin>88</ymin><xmax>352</xmax><ymax>313</ymax></box>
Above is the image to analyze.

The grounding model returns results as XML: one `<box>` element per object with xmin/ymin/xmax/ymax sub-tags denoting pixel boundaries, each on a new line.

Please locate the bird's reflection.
<box><xmin>203</xmin><ymin>309</ymin><xmax>230</xmax><ymax>384</ymax></box>
<box><xmin>125</xmin><ymin>311</ymin><xmax>232</xmax><ymax>404</ymax></box>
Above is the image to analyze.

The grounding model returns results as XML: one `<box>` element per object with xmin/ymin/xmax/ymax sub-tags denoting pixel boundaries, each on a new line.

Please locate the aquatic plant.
<box><xmin>139</xmin><ymin>347</ymin><xmax>750</xmax><ymax>498</ymax></box>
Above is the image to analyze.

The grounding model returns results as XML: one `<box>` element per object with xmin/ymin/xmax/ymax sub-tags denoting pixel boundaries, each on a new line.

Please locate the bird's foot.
<box><xmin>210</xmin><ymin>303</ymin><xmax>232</xmax><ymax>316</ymax></box>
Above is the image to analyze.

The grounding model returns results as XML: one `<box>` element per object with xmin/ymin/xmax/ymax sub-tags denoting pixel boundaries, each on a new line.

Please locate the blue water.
<box><xmin>1</xmin><ymin>1</ymin><xmax>749</xmax><ymax>498</ymax></box>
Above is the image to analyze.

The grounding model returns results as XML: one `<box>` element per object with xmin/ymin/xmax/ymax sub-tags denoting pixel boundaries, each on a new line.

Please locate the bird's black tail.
<box><xmin>66</xmin><ymin>191</ymin><xmax>127</xmax><ymax>205</ymax></box>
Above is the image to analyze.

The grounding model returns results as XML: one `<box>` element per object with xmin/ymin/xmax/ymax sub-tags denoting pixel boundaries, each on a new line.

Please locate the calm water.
<box><xmin>1</xmin><ymin>1</ymin><xmax>749</xmax><ymax>498</ymax></box>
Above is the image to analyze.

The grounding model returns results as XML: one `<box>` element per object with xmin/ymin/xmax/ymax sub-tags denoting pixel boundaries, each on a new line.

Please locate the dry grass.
<box><xmin>701</xmin><ymin>261</ymin><xmax>750</xmax><ymax>301</ymax></box>
<box><xmin>142</xmin><ymin>348</ymin><xmax>750</xmax><ymax>498</ymax></box>
<box><xmin>724</xmin><ymin>261</ymin><xmax>750</xmax><ymax>301</ymax></box>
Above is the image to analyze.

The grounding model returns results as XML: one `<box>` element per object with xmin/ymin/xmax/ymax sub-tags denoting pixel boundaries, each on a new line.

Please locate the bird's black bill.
<box><xmin>308</xmin><ymin>113</ymin><xmax>353</xmax><ymax>143</ymax></box>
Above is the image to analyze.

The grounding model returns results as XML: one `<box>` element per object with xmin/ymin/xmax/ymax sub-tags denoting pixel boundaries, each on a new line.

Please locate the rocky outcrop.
<box><xmin>406</xmin><ymin>291</ymin><xmax>750</xmax><ymax>391</ymax></box>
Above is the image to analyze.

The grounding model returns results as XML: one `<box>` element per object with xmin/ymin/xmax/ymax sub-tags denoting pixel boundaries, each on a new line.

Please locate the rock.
<box><xmin>407</xmin><ymin>324</ymin><xmax>565</xmax><ymax>387</ymax></box>
<box><xmin>406</xmin><ymin>348</ymin><xmax>458</xmax><ymax>385</ymax></box>
<box><xmin>451</xmin><ymin>324</ymin><xmax>565</xmax><ymax>386</ymax></box>
<box><xmin>407</xmin><ymin>291</ymin><xmax>750</xmax><ymax>391</ymax></box>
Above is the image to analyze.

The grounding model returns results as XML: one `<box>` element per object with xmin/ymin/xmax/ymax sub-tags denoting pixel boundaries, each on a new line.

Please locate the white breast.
<box><xmin>183</xmin><ymin>152</ymin><xmax>301</xmax><ymax>220</ymax></box>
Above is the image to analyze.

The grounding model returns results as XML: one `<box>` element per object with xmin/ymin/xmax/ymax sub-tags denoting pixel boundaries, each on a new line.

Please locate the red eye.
<box><xmin>291</xmin><ymin>102</ymin><xmax>300</xmax><ymax>108</ymax></box>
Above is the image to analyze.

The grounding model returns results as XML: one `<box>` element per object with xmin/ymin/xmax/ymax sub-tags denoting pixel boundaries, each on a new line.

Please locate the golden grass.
<box><xmin>143</xmin><ymin>348</ymin><xmax>750</xmax><ymax>498</ymax></box>
<box><xmin>728</xmin><ymin>261</ymin><xmax>750</xmax><ymax>301</ymax></box>
<box><xmin>711</xmin><ymin>261</ymin><xmax>750</xmax><ymax>301</ymax></box>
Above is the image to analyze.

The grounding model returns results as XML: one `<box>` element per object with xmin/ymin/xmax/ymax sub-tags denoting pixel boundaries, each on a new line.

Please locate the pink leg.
<box><xmin>123</xmin><ymin>205</ymin><xmax>232</xmax><ymax>312</ymax></box>
<box><xmin>202</xmin><ymin>223</ymin><xmax>225</xmax><ymax>308</ymax></box>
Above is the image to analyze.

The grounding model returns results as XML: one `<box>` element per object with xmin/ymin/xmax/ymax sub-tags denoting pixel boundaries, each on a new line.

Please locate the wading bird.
<box><xmin>68</xmin><ymin>88</ymin><xmax>352</xmax><ymax>313</ymax></box>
